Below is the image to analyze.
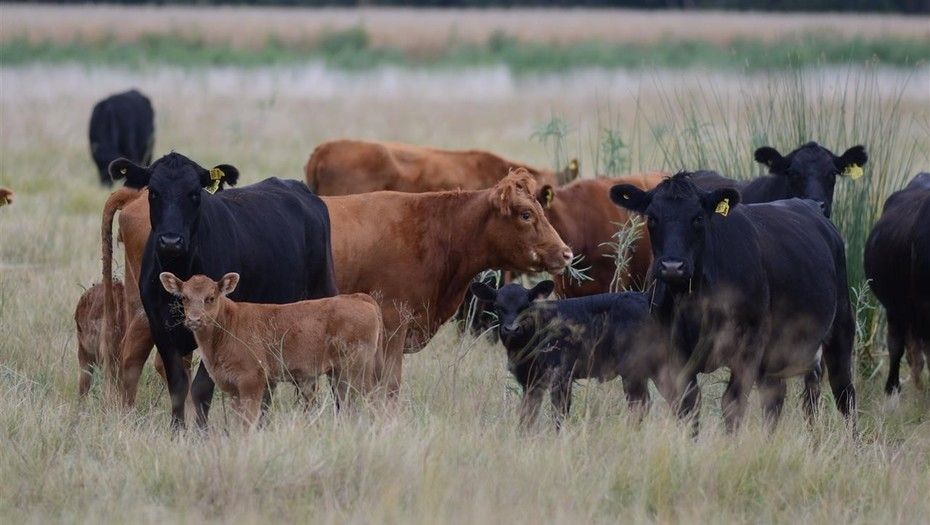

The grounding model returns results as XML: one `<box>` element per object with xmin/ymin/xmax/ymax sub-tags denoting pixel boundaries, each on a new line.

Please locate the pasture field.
<box><xmin>2</xmin><ymin>56</ymin><xmax>930</xmax><ymax>523</ymax></box>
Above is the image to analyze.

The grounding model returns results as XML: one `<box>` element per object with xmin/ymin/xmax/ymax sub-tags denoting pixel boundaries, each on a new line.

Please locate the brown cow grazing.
<box><xmin>537</xmin><ymin>172</ymin><xmax>667</xmax><ymax>297</ymax></box>
<box><xmin>0</xmin><ymin>188</ymin><xmax>13</xmax><ymax>207</ymax></box>
<box><xmin>74</xmin><ymin>281</ymin><xmax>126</xmax><ymax>397</ymax></box>
<box><xmin>107</xmin><ymin>169</ymin><xmax>571</xmax><ymax>406</ymax></box>
<box><xmin>305</xmin><ymin>139</ymin><xmax>578</xmax><ymax>195</ymax></box>
<box><xmin>159</xmin><ymin>272</ymin><xmax>383</xmax><ymax>429</ymax></box>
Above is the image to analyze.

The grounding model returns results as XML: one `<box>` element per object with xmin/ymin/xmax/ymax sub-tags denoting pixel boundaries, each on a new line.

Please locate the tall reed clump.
<box><xmin>643</xmin><ymin>66</ymin><xmax>927</xmax><ymax>364</ymax></box>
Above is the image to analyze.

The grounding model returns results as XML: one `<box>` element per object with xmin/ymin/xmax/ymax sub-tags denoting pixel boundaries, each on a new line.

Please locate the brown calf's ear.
<box><xmin>159</xmin><ymin>272</ymin><xmax>184</xmax><ymax>296</ymax></box>
<box><xmin>610</xmin><ymin>184</ymin><xmax>651</xmax><ymax>214</ymax></box>
<box><xmin>470</xmin><ymin>281</ymin><xmax>498</xmax><ymax>302</ymax></box>
<box><xmin>701</xmin><ymin>188</ymin><xmax>741</xmax><ymax>217</ymax></box>
<box><xmin>109</xmin><ymin>158</ymin><xmax>151</xmax><ymax>189</ymax></box>
<box><xmin>530</xmin><ymin>280</ymin><xmax>555</xmax><ymax>300</ymax></box>
<box><xmin>218</xmin><ymin>273</ymin><xmax>240</xmax><ymax>296</ymax></box>
<box><xmin>538</xmin><ymin>185</ymin><xmax>556</xmax><ymax>208</ymax></box>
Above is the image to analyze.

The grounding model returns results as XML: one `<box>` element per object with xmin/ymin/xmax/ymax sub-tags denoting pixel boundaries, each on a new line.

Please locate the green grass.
<box><xmin>2</xmin><ymin>29</ymin><xmax>928</xmax><ymax>71</ymax></box>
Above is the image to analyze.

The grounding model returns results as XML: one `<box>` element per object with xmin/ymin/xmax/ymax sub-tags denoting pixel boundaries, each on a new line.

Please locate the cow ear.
<box><xmin>701</xmin><ymin>188</ymin><xmax>741</xmax><ymax>217</ymax></box>
<box><xmin>610</xmin><ymin>184</ymin><xmax>651</xmax><ymax>214</ymax></box>
<box><xmin>159</xmin><ymin>272</ymin><xmax>183</xmax><ymax>297</ymax></box>
<box><xmin>200</xmin><ymin>164</ymin><xmax>240</xmax><ymax>192</ymax></box>
<box><xmin>218</xmin><ymin>273</ymin><xmax>240</xmax><ymax>296</ymax></box>
<box><xmin>537</xmin><ymin>185</ymin><xmax>556</xmax><ymax>209</ymax></box>
<box><xmin>835</xmin><ymin>145</ymin><xmax>868</xmax><ymax>177</ymax></box>
<box><xmin>566</xmin><ymin>158</ymin><xmax>579</xmax><ymax>181</ymax></box>
<box><xmin>470</xmin><ymin>281</ymin><xmax>498</xmax><ymax>302</ymax></box>
<box><xmin>530</xmin><ymin>280</ymin><xmax>555</xmax><ymax>300</ymax></box>
<box><xmin>754</xmin><ymin>146</ymin><xmax>788</xmax><ymax>172</ymax></box>
<box><xmin>109</xmin><ymin>158</ymin><xmax>151</xmax><ymax>188</ymax></box>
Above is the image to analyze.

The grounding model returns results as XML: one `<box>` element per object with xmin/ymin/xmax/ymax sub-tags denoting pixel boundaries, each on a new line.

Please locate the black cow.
<box><xmin>470</xmin><ymin>280</ymin><xmax>656</xmax><ymax>430</ymax></box>
<box><xmin>110</xmin><ymin>152</ymin><xmax>338</xmax><ymax>430</ymax></box>
<box><xmin>691</xmin><ymin>142</ymin><xmax>868</xmax><ymax>218</ymax></box>
<box><xmin>610</xmin><ymin>173</ymin><xmax>855</xmax><ymax>432</ymax></box>
<box><xmin>864</xmin><ymin>172</ymin><xmax>930</xmax><ymax>394</ymax></box>
<box><xmin>90</xmin><ymin>90</ymin><xmax>155</xmax><ymax>186</ymax></box>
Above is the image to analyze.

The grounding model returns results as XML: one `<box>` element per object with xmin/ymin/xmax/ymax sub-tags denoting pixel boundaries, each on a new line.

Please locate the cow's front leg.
<box><xmin>518</xmin><ymin>383</ymin><xmax>545</xmax><ymax>430</ymax></box>
<box><xmin>550</xmin><ymin>375</ymin><xmax>573</xmax><ymax>432</ymax></box>
<box><xmin>190</xmin><ymin>361</ymin><xmax>216</xmax><ymax>431</ymax></box>
<box><xmin>158</xmin><ymin>347</ymin><xmax>191</xmax><ymax>431</ymax></box>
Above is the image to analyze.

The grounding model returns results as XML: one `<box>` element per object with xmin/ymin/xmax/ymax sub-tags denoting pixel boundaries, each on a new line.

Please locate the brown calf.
<box><xmin>106</xmin><ymin>170</ymin><xmax>571</xmax><ymax>407</ymax></box>
<box><xmin>74</xmin><ymin>281</ymin><xmax>126</xmax><ymax>397</ymax></box>
<box><xmin>159</xmin><ymin>272</ymin><xmax>383</xmax><ymax>429</ymax></box>
<box><xmin>305</xmin><ymin>139</ymin><xmax>578</xmax><ymax>195</ymax></box>
<box><xmin>538</xmin><ymin>173</ymin><xmax>667</xmax><ymax>297</ymax></box>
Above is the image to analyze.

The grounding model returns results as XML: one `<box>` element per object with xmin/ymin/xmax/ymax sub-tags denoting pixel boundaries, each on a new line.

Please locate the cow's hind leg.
<box><xmin>190</xmin><ymin>361</ymin><xmax>216</xmax><ymax>431</ymax></box>
<box><xmin>885</xmin><ymin>317</ymin><xmax>907</xmax><ymax>395</ymax></box>
<box><xmin>622</xmin><ymin>379</ymin><xmax>651</xmax><ymax>422</ymax></box>
<box><xmin>78</xmin><ymin>345</ymin><xmax>95</xmax><ymax>399</ymax></box>
<box><xmin>802</xmin><ymin>358</ymin><xmax>823</xmax><ymax>424</ymax></box>
<box><xmin>549</xmin><ymin>375</ymin><xmax>573</xmax><ymax>432</ymax></box>
<box><xmin>758</xmin><ymin>376</ymin><xmax>787</xmax><ymax>427</ymax></box>
<box><xmin>120</xmin><ymin>312</ymin><xmax>154</xmax><ymax>407</ymax></box>
<box><xmin>721</xmin><ymin>367</ymin><xmax>756</xmax><ymax>433</ymax></box>
<box><xmin>906</xmin><ymin>335</ymin><xmax>927</xmax><ymax>390</ymax></box>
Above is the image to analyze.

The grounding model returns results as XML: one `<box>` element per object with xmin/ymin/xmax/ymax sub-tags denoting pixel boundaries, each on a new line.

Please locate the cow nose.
<box><xmin>157</xmin><ymin>234</ymin><xmax>184</xmax><ymax>254</ymax></box>
<box><xmin>659</xmin><ymin>259</ymin><xmax>686</xmax><ymax>280</ymax></box>
<box><xmin>561</xmin><ymin>248</ymin><xmax>573</xmax><ymax>263</ymax></box>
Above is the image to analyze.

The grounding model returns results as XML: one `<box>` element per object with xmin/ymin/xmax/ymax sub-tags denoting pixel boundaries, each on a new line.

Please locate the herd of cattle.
<box><xmin>9</xmin><ymin>88</ymin><xmax>925</xmax><ymax>432</ymax></box>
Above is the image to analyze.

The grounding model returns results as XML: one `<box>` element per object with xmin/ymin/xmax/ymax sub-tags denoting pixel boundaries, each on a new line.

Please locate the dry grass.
<box><xmin>1</xmin><ymin>4</ymin><xmax>928</xmax><ymax>51</ymax></box>
<box><xmin>1</xmin><ymin>63</ymin><xmax>929</xmax><ymax>523</ymax></box>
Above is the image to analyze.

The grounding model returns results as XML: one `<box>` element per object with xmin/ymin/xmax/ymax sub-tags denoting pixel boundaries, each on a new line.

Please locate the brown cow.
<box><xmin>159</xmin><ymin>272</ymin><xmax>384</xmax><ymax>429</ymax></box>
<box><xmin>74</xmin><ymin>281</ymin><xmax>126</xmax><ymax>397</ymax></box>
<box><xmin>105</xmin><ymin>169</ymin><xmax>571</xmax><ymax>405</ymax></box>
<box><xmin>305</xmin><ymin>139</ymin><xmax>578</xmax><ymax>195</ymax></box>
<box><xmin>538</xmin><ymin>173</ymin><xmax>667</xmax><ymax>297</ymax></box>
<box><xmin>0</xmin><ymin>188</ymin><xmax>13</xmax><ymax>207</ymax></box>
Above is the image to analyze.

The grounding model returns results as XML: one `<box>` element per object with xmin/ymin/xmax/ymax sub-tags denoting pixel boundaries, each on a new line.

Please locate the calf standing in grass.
<box><xmin>75</xmin><ymin>281</ymin><xmax>126</xmax><ymax>397</ymax></box>
<box><xmin>160</xmin><ymin>272</ymin><xmax>383</xmax><ymax>430</ymax></box>
<box><xmin>471</xmin><ymin>280</ymin><xmax>656</xmax><ymax>429</ymax></box>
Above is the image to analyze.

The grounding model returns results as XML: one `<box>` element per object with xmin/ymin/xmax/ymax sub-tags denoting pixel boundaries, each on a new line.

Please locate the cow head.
<box><xmin>109</xmin><ymin>152</ymin><xmax>239</xmax><ymax>260</ymax></box>
<box><xmin>470</xmin><ymin>280</ymin><xmax>554</xmax><ymax>344</ymax></box>
<box><xmin>486</xmin><ymin>169</ymin><xmax>572</xmax><ymax>275</ymax></box>
<box><xmin>159</xmin><ymin>272</ymin><xmax>239</xmax><ymax>331</ymax></box>
<box><xmin>754</xmin><ymin>142</ymin><xmax>867</xmax><ymax>218</ymax></box>
<box><xmin>611</xmin><ymin>172</ymin><xmax>739</xmax><ymax>290</ymax></box>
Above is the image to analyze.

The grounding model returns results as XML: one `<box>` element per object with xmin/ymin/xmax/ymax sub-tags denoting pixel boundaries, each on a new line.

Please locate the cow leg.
<box><xmin>237</xmin><ymin>378</ymin><xmax>265</xmax><ymax>432</ymax></box>
<box><xmin>885</xmin><ymin>317</ymin><xmax>907</xmax><ymax>394</ymax></box>
<box><xmin>190</xmin><ymin>361</ymin><xmax>216</xmax><ymax>431</ymax></box>
<box><xmin>906</xmin><ymin>336</ymin><xmax>926</xmax><ymax>390</ymax></box>
<box><xmin>78</xmin><ymin>346</ymin><xmax>95</xmax><ymax>399</ymax></box>
<box><xmin>518</xmin><ymin>384</ymin><xmax>545</xmax><ymax>430</ymax></box>
<box><xmin>550</xmin><ymin>375</ymin><xmax>573</xmax><ymax>432</ymax></box>
<box><xmin>159</xmin><ymin>348</ymin><xmax>192</xmax><ymax>431</ymax></box>
<box><xmin>721</xmin><ymin>369</ymin><xmax>755</xmax><ymax>433</ymax></box>
<box><xmin>802</xmin><ymin>359</ymin><xmax>823</xmax><ymax>424</ymax></box>
<box><xmin>622</xmin><ymin>379</ymin><xmax>651</xmax><ymax>422</ymax></box>
<box><xmin>676</xmin><ymin>375</ymin><xmax>702</xmax><ymax>436</ymax></box>
<box><xmin>758</xmin><ymin>377</ymin><xmax>787</xmax><ymax>427</ymax></box>
<box><xmin>119</xmin><ymin>312</ymin><xmax>154</xmax><ymax>407</ymax></box>
<box><xmin>382</xmin><ymin>326</ymin><xmax>405</xmax><ymax>399</ymax></box>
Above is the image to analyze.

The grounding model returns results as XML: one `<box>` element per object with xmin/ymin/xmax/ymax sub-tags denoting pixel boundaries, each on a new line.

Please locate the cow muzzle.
<box><xmin>546</xmin><ymin>246</ymin><xmax>573</xmax><ymax>275</ymax></box>
<box><xmin>657</xmin><ymin>258</ymin><xmax>689</xmax><ymax>283</ymax></box>
<box><xmin>157</xmin><ymin>234</ymin><xmax>185</xmax><ymax>257</ymax></box>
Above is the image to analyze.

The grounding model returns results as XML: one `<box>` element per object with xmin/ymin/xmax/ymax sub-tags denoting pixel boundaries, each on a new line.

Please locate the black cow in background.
<box><xmin>865</xmin><ymin>172</ymin><xmax>930</xmax><ymax>394</ymax></box>
<box><xmin>470</xmin><ymin>280</ymin><xmax>657</xmax><ymax>430</ymax></box>
<box><xmin>691</xmin><ymin>142</ymin><xmax>867</xmax><ymax>218</ymax></box>
<box><xmin>610</xmin><ymin>173</ymin><xmax>856</xmax><ymax>432</ymax></box>
<box><xmin>110</xmin><ymin>152</ymin><xmax>338</xmax><ymax>430</ymax></box>
<box><xmin>90</xmin><ymin>90</ymin><xmax>155</xmax><ymax>186</ymax></box>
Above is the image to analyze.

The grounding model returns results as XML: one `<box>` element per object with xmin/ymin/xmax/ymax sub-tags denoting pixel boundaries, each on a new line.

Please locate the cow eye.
<box><xmin>520</xmin><ymin>210</ymin><xmax>532</xmax><ymax>221</ymax></box>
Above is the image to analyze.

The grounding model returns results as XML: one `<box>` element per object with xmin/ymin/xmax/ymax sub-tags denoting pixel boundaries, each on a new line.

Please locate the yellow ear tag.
<box><xmin>844</xmin><ymin>164</ymin><xmax>864</xmax><ymax>181</ymax></box>
<box><xmin>569</xmin><ymin>159</ymin><xmax>578</xmax><ymax>172</ymax></box>
<box><xmin>205</xmin><ymin>167</ymin><xmax>224</xmax><ymax>194</ymax></box>
<box><xmin>544</xmin><ymin>188</ymin><xmax>555</xmax><ymax>208</ymax></box>
<box><xmin>715</xmin><ymin>198</ymin><xmax>730</xmax><ymax>217</ymax></box>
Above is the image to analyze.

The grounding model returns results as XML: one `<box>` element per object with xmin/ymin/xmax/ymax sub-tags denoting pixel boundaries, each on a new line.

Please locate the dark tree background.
<box><xmin>5</xmin><ymin>0</ymin><xmax>929</xmax><ymax>13</ymax></box>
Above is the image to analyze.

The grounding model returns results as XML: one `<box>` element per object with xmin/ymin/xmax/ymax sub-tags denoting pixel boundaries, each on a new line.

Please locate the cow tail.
<box><xmin>101</xmin><ymin>187</ymin><xmax>141</xmax><ymax>385</ymax></box>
